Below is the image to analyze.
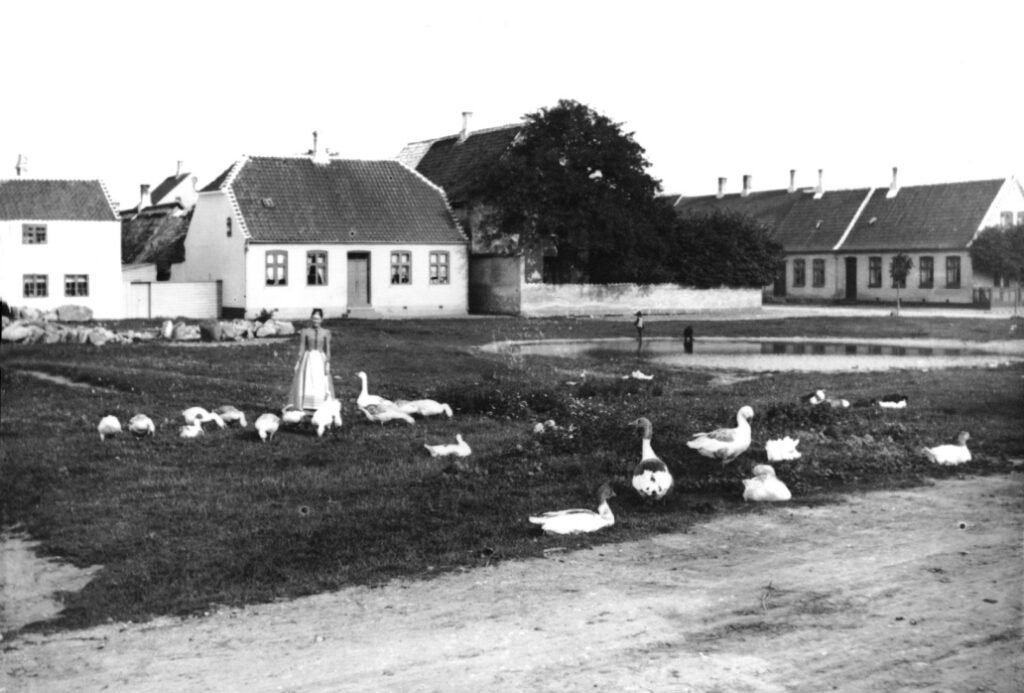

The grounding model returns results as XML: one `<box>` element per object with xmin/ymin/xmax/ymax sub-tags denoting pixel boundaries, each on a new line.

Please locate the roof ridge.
<box><xmin>223</xmin><ymin>157</ymin><xmax>252</xmax><ymax>240</ymax></box>
<box><xmin>404</xmin><ymin>121</ymin><xmax>523</xmax><ymax>147</ymax></box>
<box><xmin>97</xmin><ymin>179</ymin><xmax>120</xmax><ymax>218</ymax></box>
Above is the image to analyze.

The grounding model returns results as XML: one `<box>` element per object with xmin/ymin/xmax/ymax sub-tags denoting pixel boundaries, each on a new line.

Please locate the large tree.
<box><xmin>970</xmin><ymin>224</ymin><xmax>1024</xmax><ymax>314</ymax></box>
<box><xmin>470</xmin><ymin>99</ymin><xmax>674</xmax><ymax>283</ymax></box>
<box><xmin>668</xmin><ymin>211</ymin><xmax>785</xmax><ymax>288</ymax></box>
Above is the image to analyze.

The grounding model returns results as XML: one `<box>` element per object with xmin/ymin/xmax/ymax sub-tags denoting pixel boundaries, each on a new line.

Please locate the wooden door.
<box><xmin>845</xmin><ymin>257</ymin><xmax>857</xmax><ymax>300</ymax></box>
<box><xmin>347</xmin><ymin>254</ymin><xmax>370</xmax><ymax>308</ymax></box>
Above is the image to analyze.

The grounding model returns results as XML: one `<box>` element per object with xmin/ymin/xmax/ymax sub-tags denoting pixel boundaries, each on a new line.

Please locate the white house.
<box><xmin>175</xmin><ymin>153</ymin><xmax>469</xmax><ymax>320</ymax></box>
<box><xmin>0</xmin><ymin>179</ymin><xmax>122</xmax><ymax>318</ymax></box>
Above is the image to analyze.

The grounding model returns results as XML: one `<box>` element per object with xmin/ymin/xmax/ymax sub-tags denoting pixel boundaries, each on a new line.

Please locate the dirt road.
<box><xmin>3</xmin><ymin>475</ymin><xmax>1021</xmax><ymax>693</ymax></box>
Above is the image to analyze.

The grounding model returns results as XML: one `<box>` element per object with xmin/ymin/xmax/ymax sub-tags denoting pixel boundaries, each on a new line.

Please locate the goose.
<box><xmin>765</xmin><ymin>436</ymin><xmax>801</xmax><ymax>462</ymax></box>
<box><xmin>310</xmin><ymin>398</ymin><xmax>342</xmax><ymax>437</ymax></box>
<box><xmin>628</xmin><ymin>370</ymin><xmax>653</xmax><ymax>381</ymax></box>
<box><xmin>255</xmin><ymin>413</ymin><xmax>281</xmax><ymax>442</ymax></box>
<box><xmin>97</xmin><ymin>415</ymin><xmax>122</xmax><ymax>441</ymax></box>
<box><xmin>356</xmin><ymin>371</ymin><xmax>394</xmax><ymax>409</ymax></box>
<box><xmin>876</xmin><ymin>394</ymin><xmax>909</xmax><ymax>409</ymax></box>
<box><xmin>214</xmin><ymin>405</ymin><xmax>248</xmax><ymax>427</ymax></box>
<box><xmin>628</xmin><ymin>417</ymin><xmax>674</xmax><ymax>501</ymax></box>
<box><xmin>394</xmin><ymin>399</ymin><xmax>454</xmax><ymax>418</ymax></box>
<box><xmin>128</xmin><ymin>413</ymin><xmax>156</xmax><ymax>437</ymax></box>
<box><xmin>801</xmin><ymin>389</ymin><xmax>826</xmax><ymax>405</ymax></box>
<box><xmin>181</xmin><ymin>407</ymin><xmax>226</xmax><ymax>429</ymax></box>
<box><xmin>281</xmin><ymin>405</ymin><xmax>307</xmax><ymax>426</ymax></box>
<box><xmin>424</xmin><ymin>434</ymin><xmax>472</xmax><ymax>458</ymax></box>
<box><xmin>825</xmin><ymin>396</ymin><xmax>850</xmax><ymax>409</ymax></box>
<box><xmin>686</xmin><ymin>405</ymin><xmax>754</xmax><ymax>468</ymax></box>
<box><xmin>528</xmin><ymin>483</ymin><xmax>617</xmax><ymax>535</ymax></box>
<box><xmin>922</xmin><ymin>431</ymin><xmax>971</xmax><ymax>466</ymax></box>
<box><xmin>178</xmin><ymin>419</ymin><xmax>205</xmax><ymax>438</ymax></box>
<box><xmin>359</xmin><ymin>403</ymin><xmax>415</xmax><ymax>425</ymax></box>
<box><xmin>742</xmin><ymin>464</ymin><xmax>792</xmax><ymax>502</ymax></box>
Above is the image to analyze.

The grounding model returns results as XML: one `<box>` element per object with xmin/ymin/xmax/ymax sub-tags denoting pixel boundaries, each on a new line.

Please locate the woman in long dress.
<box><xmin>287</xmin><ymin>308</ymin><xmax>336</xmax><ymax>412</ymax></box>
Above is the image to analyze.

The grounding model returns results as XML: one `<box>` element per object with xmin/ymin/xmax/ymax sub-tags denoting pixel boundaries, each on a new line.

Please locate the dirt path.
<box><xmin>3</xmin><ymin>475</ymin><xmax>1021</xmax><ymax>693</ymax></box>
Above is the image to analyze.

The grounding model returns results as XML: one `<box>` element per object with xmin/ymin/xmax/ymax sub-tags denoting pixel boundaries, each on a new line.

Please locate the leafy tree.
<box><xmin>889</xmin><ymin>252</ymin><xmax>913</xmax><ymax>316</ymax></box>
<box><xmin>971</xmin><ymin>224</ymin><xmax>1024</xmax><ymax>314</ymax></box>
<box><xmin>667</xmin><ymin>211</ymin><xmax>785</xmax><ymax>288</ymax></box>
<box><xmin>469</xmin><ymin>99</ymin><xmax>673</xmax><ymax>283</ymax></box>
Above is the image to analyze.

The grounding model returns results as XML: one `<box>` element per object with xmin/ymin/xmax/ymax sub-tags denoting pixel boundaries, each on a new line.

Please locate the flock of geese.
<box><xmin>96</xmin><ymin>376</ymin><xmax>973</xmax><ymax>537</ymax></box>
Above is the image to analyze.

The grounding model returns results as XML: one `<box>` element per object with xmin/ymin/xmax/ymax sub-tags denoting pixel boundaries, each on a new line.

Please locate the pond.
<box><xmin>483</xmin><ymin>337</ymin><xmax>1024</xmax><ymax>372</ymax></box>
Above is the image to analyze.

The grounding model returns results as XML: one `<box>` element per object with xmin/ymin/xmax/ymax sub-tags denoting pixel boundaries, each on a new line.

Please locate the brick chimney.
<box><xmin>176</xmin><ymin>160</ymin><xmax>184</xmax><ymax>177</ymax></box>
<box><xmin>458</xmin><ymin>111</ymin><xmax>473</xmax><ymax>144</ymax></box>
<box><xmin>311</xmin><ymin>130</ymin><xmax>330</xmax><ymax>165</ymax></box>
<box><xmin>15</xmin><ymin>154</ymin><xmax>27</xmax><ymax>177</ymax></box>
<box><xmin>716</xmin><ymin>176</ymin><xmax>727</xmax><ymax>199</ymax></box>
<box><xmin>788</xmin><ymin>169</ymin><xmax>796</xmax><ymax>193</ymax></box>
<box><xmin>139</xmin><ymin>184</ymin><xmax>152</xmax><ymax>210</ymax></box>
<box><xmin>886</xmin><ymin>166</ymin><xmax>900</xmax><ymax>198</ymax></box>
<box><xmin>741</xmin><ymin>174</ymin><xmax>752</xmax><ymax>197</ymax></box>
<box><xmin>814</xmin><ymin>169</ymin><xmax>824</xmax><ymax>199</ymax></box>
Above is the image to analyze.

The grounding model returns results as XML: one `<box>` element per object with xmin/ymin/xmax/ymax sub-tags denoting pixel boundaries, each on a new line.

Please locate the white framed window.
<box><xmin>64</xmin><ymin>274</ymin><xmax>89</xmax><ymax>297</ymax></box>
<box><xmin>266</xmin><ymin>251</ymin><xmax>287</xmax><ymax>286</ymax></box>
<box><xmin>868</xmin><ymin>257</ymin><xmax>882</xmax><ymax>288</ymax></box>
<box><xmin>792</xmin><ymin>259</ymin><xmax>805</xmax><ymax>287</ymax></box>
<box><xmin>23</xmin><ymin>274</ymin><xmax>48</xmax><ymax>297</ymax></box>
<box><xmin>812</xmin><ymin>259</ymin><xmax>825</xmax><ymax>287</ymax></box>
<box><xmin>945</xmin><ymin>256</ymin><xmax>961</xmax><ymax>288</ymax></box>
<box><xmin>429</xmin><ymin>251</ymin><xmax>450</xmax><ymax>284</ymax></box>
<box><xmin>307</xmin><ymin>251</ymin><xmax>327</xmax><ymax>285</ymax></box>
<box><xmin>919</xmin><ymin>256</ymin><xmax>934</xmax><ymax>288</ymax></box>
<box><xmin>390</xmin><ymin>251</ymin><xmax>411</xmax><ymax>284</ymax></box>
<box><xmin>22</xmin><ymin>224</ymin><xmax>47</xmax><ymax>244</ymax></box>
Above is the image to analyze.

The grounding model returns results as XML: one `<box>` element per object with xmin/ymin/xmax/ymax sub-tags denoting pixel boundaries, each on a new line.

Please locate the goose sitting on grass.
<box><xmin>97</xmin><ymin>415</ymin><xmax>122</xmax><ymax>441</ymax></box>
<box><xmin>686</xmin><ymin>406</ymin><xmax>754</xmax><ymax>468</ymax></box>
<box><xmin>875</xmin><ymin>393</ymin><xmax>909</xmax><ymax>409</ymax></box>
<box><xmin>179</xmin><ymin>419</ymin><xmax>205</xmax><ymax>439</ymax></box>
<box><xmin>281</xmin><ymin>405</ymin><xmax>307</xmax><ymax>426</ymax></box>
<box><xmin>765</xmin><ymin>436</ymin><xmax>801</xmax><ymax>462</ymax></box>
<box><xmin>742</xmin><ymin>464</ymin><xmax>792</xmax><ymax>502</ymax></box>
<box><xmin>255</xmin><ymin>413</ymin><xmax>281</xmax><ymax>442</ymax></box>
<box><xmin>310</xmin><ymin>399</ymin><xmax>342</xmax><ymax>437</ymax></box>
<box><xmin>628</xmin><ymin>417</ymin><xmax>674</xmax><ymax>501</ymax></box>
<box><xmin>801</xmin><ymin>389</ymin><xmax>826</xmax><ymax>405</ymax></box>
<box><xmin>359</xmin><ymin>403</ymin><xmax>415</xmax><ymax>425</ymax></box>
<box><xmin>824</xmin><ymin>396</ymin><xmax>850</xmax><ymax>409</ymax></box>
<box><xmin>529</xmin><ymin>483</ymin><xmax>617</xmax><ymax>535</ymax></box>
<box><xmin>424</xmin><ymin>434</ymin><xmax>472</xmax><ymax>458</ymax></box>
<box><xmin>214</xmin><ymin>405</ymin><xmax>248</xmax><ymax>427</ymax></box>
<box><xmin>356</xmin><ymin>371</ymin><xmax>394</xmax><ymax>409</ymax></box>
<box><xmin>128</xmin><ymin>413</ymin><xmax>156</xmax><ymax>437</ymax></box>
<box><xmin>922</xmin><ymin>431</ymin><xmax>971</xmax><ymax>466</ymax></box>
<box><xmin>394</xmin><ymin>399</ymin><xmax>454</xmax><ymax>418</ymax></box>
<box><xmin>181</xmin><ymin>407</ymin><xmax>226</xmax><ymax>429</ymax></box>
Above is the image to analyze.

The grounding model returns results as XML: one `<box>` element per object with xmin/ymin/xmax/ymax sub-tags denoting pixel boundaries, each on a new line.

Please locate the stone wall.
<box><xmin>518</xmin><ymin>283</ymin><xmax>762</xmax><ymax>317</ymax></box>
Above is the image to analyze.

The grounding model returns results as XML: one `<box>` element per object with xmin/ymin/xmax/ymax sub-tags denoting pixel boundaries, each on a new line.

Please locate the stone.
<box><xmin>161</xmin><ymin>320</ymin><xmax>174</xmax><ymax>340</ymax></box>
<box><xmin>273</xmin><ymin>320</ymin><xmax>295</xmax><ymax>336</ymax></box>
<box><xmin>1</xmin><ymin>322</ymin><xmax>33</xmax><ymax>342</ymax></box>
<box><xmin>172</xmin><ymin>323</ymin><xmax>201</xmax><ymax>341</ymax></box>
<box><xmin>219</xmin><ymin>322</ymin><xmax>239</xmax><ymax>340</ymax></box>
<box><xmin>87</xmin><ymin>328</ymin><xmax>112</xmax><ymax>346</ymax></box>
<box><xmin>199</xmin><ymin>321</ymin><xmax>223</xmax><ymax>342</ymax></box>
<box><xmin>18</xmin><ymin>307</ymin><xmax>42</xmax><ymax>321</ymax></box>
<box><xmin>255</xmin><ymin>321</ymin><xmax>279</xmax><ymax>338</ymax></box>
<box><xmin>56</xmin><ymin>304</ymin><xmax>93</xmax><ymax>322</ymax></box>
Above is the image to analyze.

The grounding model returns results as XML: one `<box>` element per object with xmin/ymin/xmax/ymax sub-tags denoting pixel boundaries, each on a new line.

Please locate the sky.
<box><xmin>2</xmin><ymin>0</ymin><xmax>1022</xmax><ymax>209</ymax></box>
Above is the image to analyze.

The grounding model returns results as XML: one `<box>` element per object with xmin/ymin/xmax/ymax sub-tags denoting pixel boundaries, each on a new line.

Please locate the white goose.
<box><xmin>922</xmin><ymin>431</ymin><xmax>971</xmax><ymax>466</ymax></box>
<box><xmin>765</xmin><ymin>436</ymin><xmax>801</xmax><ymax>462</ymax></box>
<box><xmin>179</xmin><ymin>419</ymin><xmax>205</xmax><ymax>438</ymax></box>
<box><xmin>801</xmin><ymin>389</ymin><xmax>826</xmax><ymax>405</ymax></box>
<box><xmin>359</xmin><ymin>403</ymin><xmax>415</xmax><ymax>425</ymax></box>
<box><xmin>281</xmin><ymin>405</ymin><xmax>307</xmax><ymax>426</ymax></box>
<box><xmin>529</xmin><ymin>483</ymin><xmax>617</xmax><ymax>535</ymax></box>
<box><xmin>97</xmin><ymin>415</ymin><xmax>122</xmax><ymax>441</ymax></box>
<box><xmin>876</xmin><ymin>393</ymin><xmax>909</xmax><ymax>409</ymax></box>
<box><xmin>181</xmin><ymin>407</ymin><xmax>226</xmax><ymax>429</ymax></box>
<box><xmin>628</xmin><ymin>417</ymin><xmax>674</xmax><ymax>501</ymax></box>
<box><xmin>255</xmin><ymin>413</ymin><xmax>281</xmax><ymax>442</ymax></box>
<box><xmin>686</xmin><ymin>405</ymin><xmax>754</xmax><ymax>468</ymax></box>
<box><xmin>742</xmin><ymin>464</ymin><xmax>792</xmax><ymax>502</ymax></box>
<box><xmin>128</xmin><ymin>413</ymin><xmax>156</xmax><ymax>437</ymax></box>
<box><xmin>424</xmin><ymin>434</ymin><xmax>472</xmax><ymax>458</ymax></box>
<box><xmin>356</xmin><ymin>371</ymin><xmax>394</xmax><ymax>409</ymax></box>
<box><xmin>310</xmin><ymin>398</ymin><xmax>342</xmax><ymax>437</ymax></box>
<box><xmin>214</xmin><ymin>405</ymin><xmax>248</xmax><ymax>427</ymax></box>
<box><xmin>394</xmin><ymin>399</ymin><xmax>454</xmax><ymax>418</ymax></box>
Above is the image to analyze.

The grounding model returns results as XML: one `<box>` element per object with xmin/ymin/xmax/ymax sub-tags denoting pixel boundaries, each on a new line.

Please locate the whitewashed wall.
<box><xmin>176</xmin><ymin>191</ymin><xmax>247</xmax><ymax>310</ymax></box>
<box><xmin>518</xmin><ymin>282</ymin><xmax>762</xmax><ymax>317</ymax></box>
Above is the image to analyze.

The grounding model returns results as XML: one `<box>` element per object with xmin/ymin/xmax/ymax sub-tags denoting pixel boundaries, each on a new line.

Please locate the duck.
<box><xmin>922</xmin><ymin>431</ymin><xmax>971</xmax><ymax>466</ymax></box>
<box><xmin>281</xmin><ymin>405</ymin><xmax>307</xmax><ymax>426</ymax></box>
<box><xmin>764</xmin><ymin>436</ymin><xmax>801</xmax><ymax>462</ymax></box>
<box><xmin>181</xmin><ymin>406</ymin><xmax>226</xmax><ymax>429</ymax></box>
<box><xmin>356</xmin><ymin>371</ymin><xmax>394</xmax><ymax>409</ymax></box>
<box><xmin>801</xmin><ymin>389</ymin><xmax>826</xmax><ymax>405</ymax></box>
<box><xmin>686</xmin><ymin>405</ymin><xmax>754</xmax><ymax>468</ymax></box>
<box><xmin>628</xmin><ymin>417</ymin><xmax>674</xmax><ymax>501</ymax></box>
<box><xmin>394</xmin><ymin>399</ymin><xmax>454</xmax><ymax>418</ymax></box>
<box><xmin>178</xmin><ymin>419</ymin><xmax>205</xmax><ymax>439</ymax></box>
<box><xmin>128</xmin><ymin>413</ymin><xmax>156</xmax><ymax>437</ymax></box>
<box><xmin>876</xmin><ymin>393</ymin><xmax>909</xmax><ymax>409</ymax></box>
<box><xmin>742</xmin><ymin>464</ymin><xmax>792</xmax><ymax>502</ymax></box>
<box><xmin>97</xmin><ymin>414</ymin><xmax>122</xmax><ymax>441</ymax></box>
<box><xmin>528</xmin><ymin>483</ymin><xmax>617</xmax><ymax>535</ymax></box>
<box><xmin>310</xmin><ymin>398</ymin><xmax>342</xmax><ymax>437</ymax></box>
<box><xmin>214</xmin><ymin>405</ymin><xmax>248</xmax><ymax>427</ymax></box>
<box><xmin>359</xmin><ymin>403</ymin><xmax>415</xmax><ymax>425</ymax></box>
<box><xmin>424</xmin><ymin>434</ymin><xmax>472</xmax><ymax>458</ymax></box>
<box><xmin>255</xmin><ymin>413</ymin><xmax>281</xmax><ymax>442</ymax></box>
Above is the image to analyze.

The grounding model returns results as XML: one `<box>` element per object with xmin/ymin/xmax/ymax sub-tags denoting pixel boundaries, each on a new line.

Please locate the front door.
<box><xmin>773</xmin><ymin>260</ymin><xmax>787</xmax><ymax>298</ymax></box>
<box><xmin>845</xmin><ymin>257</ymin><xmax>857</xmax><ymax>300</ymax></box>
<box><xmin>347</xmin><ymin>253</ymin><xmax>370</xmax><ymax>308</ymax></box>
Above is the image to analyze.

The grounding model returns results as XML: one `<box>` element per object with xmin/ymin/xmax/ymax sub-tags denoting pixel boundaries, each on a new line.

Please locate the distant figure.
<box><xmin>683</xmin><ymin>325</ymin><xmax>694</xmax><ymax>354</ymax></box>
<box><xmin>634</xmin><ymin>310</ymin><xmax>645</xmax><ymax>356</ymax></box>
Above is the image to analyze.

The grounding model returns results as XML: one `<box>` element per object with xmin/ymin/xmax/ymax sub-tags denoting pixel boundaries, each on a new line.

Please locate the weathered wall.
<box><xmin>518</xmin><ymin>282</ymin><xmax>762</xmax><ymax>317</ymax></box>
<box><xmin>469</xmin><ymin>256</ymin><xmax>521</xmax><ymax>315</ymax></box>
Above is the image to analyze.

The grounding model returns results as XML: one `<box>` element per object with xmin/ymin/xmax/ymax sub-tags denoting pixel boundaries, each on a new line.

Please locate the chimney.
<box><xmin>788</xmin><ymin>169</ymin><xmax>796</xmax><ymax>193</ymax></box>
<box><xmin>458</xmin><ymin>111</ymin><xmax>473</xmax><ymax>143</ymax></box>
<box><xmin>311</xmin><ymin>130</ymin><xmax>330</xmax><ymax>165</ymax></box>
<box><xmin>716</xmin><ymin>176</ymin><xmax>727</xmax><ymax>199</ymax></box>
<box><xmin>139</xmin><ymin>184</ymin><xmax>152</xmax><ymax>210</ymax></box>
<box><xmin>814</xmin><ymin>168</ymin><xmax>824</xmax><ymax>199</ymax></box>
<box><xmin>886</xmin><ymin>166</ymin><xmax>900</xmax><ymax>198</ymax></box>
<box><xmin>176</xmin><ymin>160</ymin><xmax>183</xmax><ymax>176</ymax></box>
<box><xmin>741</xmin><ymin>174</ymin><xmax>752</xmax><ymax>197</ymax></box>
<box><xmin>15</xmin><ymin>154</ymin><xmax>27</xmax><ymax>177</ymax></box>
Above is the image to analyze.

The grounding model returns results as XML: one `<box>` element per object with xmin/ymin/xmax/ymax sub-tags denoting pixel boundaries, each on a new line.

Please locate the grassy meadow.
<box><xmin>1</xmin><ymin>314</ymin><xmax>1022</xmax><ymax>633</ymax></box>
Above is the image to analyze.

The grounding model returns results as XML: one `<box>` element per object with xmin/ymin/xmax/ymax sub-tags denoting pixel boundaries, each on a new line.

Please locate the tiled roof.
<box><xmin>406</xmin><ymin>124</ymin><xmax>522</xmax><ymax>202</ymax></box>
<box><xmin>150</xmin><ymin>173</ymin><xmax>190</xmax><ymax>205</ymax></box>
<box><xmin>773</xmin><ymin>188</ymin><xmax>873</xmax><ymax>252</ymax></box>
<box><xmin>674</xmin><ymin>189</ymin><xmax>803</xmax><ymax>233</ymax></box>
<box><xmin>839</xmin><ymin>179</ymin><xmax>1005</xmax><ymax>251</ymax></box>
<box><xmin>0</xmin><ymin>179</ymin><xmax>118</xmax><ymax>221</ymax></box>
<box><xmin>226</xmin><ymin>157</ymin><xmax>465</xmax><ymax>245</ymax></box>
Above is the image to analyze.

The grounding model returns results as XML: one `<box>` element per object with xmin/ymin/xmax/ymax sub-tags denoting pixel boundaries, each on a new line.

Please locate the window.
<box><xmin>429</xmin><ymin>251</ymin><xmax>450</xmax><ymax>284</ymax></box>
<box><xmin>390</xmin><ymin>251</ymin><xmax>411</xmax><ymax>284</ymax></box>
<box><xmin>812</xmin><ymin>259</ymin><xmax>825</xmax><ymax>287</ymax></box>
<box><xmin>945</xmin><ymin>256</ymin><xmax>961</xmax><ymax>288</ymax></box>
<box><xmin>1018</xmin><ymin>211</ymin><xmax>1024</xmax><ymax>226</ymax></box>
<box><xmin>226</xmin><ymin>217</ymin><xmax>233</xmax><ymax>237</ymax></box>
<box><xmin>919</xmin><ymin>256</ymin><xmax>934</xmax><ymax>288</ymax></box>
<box><xmin>22</xmin><ymin>224</ymin><xmax>47</xmax><ymax>244</ymax></box>
<box><xmin>307</xmin><ymin>251</ymin><xmax>327</xmax><ymax>285</ymax></box>
<box><xmin>265</xmin><ymin>251</ymin><xmax>287</xmax><ymax>286</ymax></box>
<box><xmin>23</xmin><ymin>274</ymin><xmax>48</xmax><ymax>297</ymax></box>
<box><xmin>1001</xmin><ymin>212</ymin><xmax>1014</xmax><ymax>228</ymax></box>
<box><xmin>64</xmin><ymin>274</ymin><xmax>89</xmax><ymax>297</ymax></box>
<box><xmin>792</xmin><ymin>259</ymin><xmax>806</xmax><ymax>287</ymax></box>
<box><xmin>868</xmin><ymin>257</ymin><xmax>882</xmax><ymax>288</ymax></box>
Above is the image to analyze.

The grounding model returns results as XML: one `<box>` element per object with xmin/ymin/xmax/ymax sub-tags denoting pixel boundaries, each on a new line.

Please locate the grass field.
<box><xmin>1</xmin><ymin>314</ymin><xmax>1022</xmax><ymax>633</ymax></box>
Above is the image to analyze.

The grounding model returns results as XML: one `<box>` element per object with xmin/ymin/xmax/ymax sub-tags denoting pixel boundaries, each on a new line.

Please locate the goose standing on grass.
<box><xmin>359</xmin><ymin>404</ymin><xmax>415</xmax><ymax>425</ymax></box>
<box><xmin>628</xmin><ymin>417</ymin><xmax>674</xmax><ymax>501</ymax></box>
<box><xmin>529</xmin><ymin>483</ymin><xmax>617</xmax><ymax>535</ymax></box>
<box><xmin>394</xmin><ymin>399</ymin><xmax>454</xmax><ymax>418</ymax></box>
<box><xmin>876</xmin><ymin>394</ymin><xmax>909</xmax><ymax>409</ymax></box>
<box><xmin>765</xmin><ymin>436</ymin><xmax>801</xmax><ymax>462</ymax></box>
<box><xmin>255</xmin><ymin>413</ymin><xmax>281</xmax><ymax>442</ymax></box>
<box><xmin>922</xmin><ymin>431</ymin><xmax>972</xmax><ymax>466</ymax></box>
<box><xmin>742</xmin><ymin>464</ymin><xmax>792</xmax><ymax>502</ymax></box>
<box><xmin>801</xmin><ymin>390</ymin><xmax>826</xmax><ymax>405</ymax></box>
<box><xmin>128</xmin><ymin>414</ymin><xmax>156</xmax><ymax>437</ymax></box>
<box><xmin>281</xmin><ymin>404</ymin><xmax>307</xmax><ymax>427</ymax></box>
<box><xmin>310</xmin><ymin>398</ymin><xmax>342</xmax><ymax>437</ymax></box>
<box><xmin>214</xmin><ymin>405</ymin><xmax>248</xmax><ymax>427</ymax></box>
<box><xmin>181</xmin><ymin>407</ymin><xmax>226</xmax><ymax>429</ymax></box>
<box><xmin>98</xmin><ymin>415</ymin><xmax>122</xmax><ymax>441</ymax></box>
<box><xmin>179</xmin><ymin>418</ymin><xmax>205</xmax><ymax>439</ymax></box>
<box><xmin>424</xmin><ymin>434</ymin><xmax>472</xmax><ymax>458</ymax></box>
<box><xmin>356</xmin><ymin>371</ymin><xmax>394</xmax><ymax>409</ymax></box>
<box><xmin>687</xmin><ymin>405</ymin><xmax>754</xmax><ymax>468</ymax></box>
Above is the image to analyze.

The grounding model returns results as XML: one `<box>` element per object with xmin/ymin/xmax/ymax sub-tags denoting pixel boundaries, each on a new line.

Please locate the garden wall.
<box><xmin>518</xmin><ymin>282</ymin><xmax>762</xmax><ymax>317</ymax></box>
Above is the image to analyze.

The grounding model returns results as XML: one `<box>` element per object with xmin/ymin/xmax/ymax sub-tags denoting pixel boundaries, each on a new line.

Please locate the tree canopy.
<box><xmin>667</xmin><ymin>211</ymin><xmax>785</xmax><ymax>288</ymax></box>
<box><xmin>970</xmin><ymin>225</ymin><xmax>1024</xmax><ymax>284</ymax></box>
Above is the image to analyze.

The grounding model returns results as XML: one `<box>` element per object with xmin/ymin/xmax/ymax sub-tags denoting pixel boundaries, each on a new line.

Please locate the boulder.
<box><xmin>273</xmin><ymin>320</ymin><xmax>296</xmax><ymax>336</ymax></box>
<box><xmin>255</xmin><ymin>321</ymin><xmax>279</xmax><ymax>338</ymax></box>
<box><xmin>172</xmin><ymin>323</ymin><xmax>201</xmax><ymax>341</ymax></box>
<box><xmin>2</xmin><ymin>322</ymin><xmax>34</xmax><ymax>343</ymax></box>
<box><xmin>161</xmin><ymin>319</ymin><xmax>175</xmax><ymax>340</ymax></box>
<box><xmin>1</xmin><ymin>316</ymin><xmax>9</xmax><ymax>329</ymax></box>
<box><xmin>219</xmin><ymin>322</ymin><xmax>239</xmax><ymax>340</ymax></box>
<box><xmin>231</xmin><ymin>319</ymin><xmax>256</xmax><ymax>338</ymax></box>
<box><xmin>56</xmin><ymin>304</ymin><xmax>93</xmax><ymax>322</ymax></box>
<box><xmin>18</xmin><ymin>307</ymin><xmax>42</xmax><ymax>321</ymax></box>
<box><xmin>199</xmin><ymin>321</ymin><xmax>223</xmax><ymax>342</ymax></box>
<box><xmin>87</xmin><ymin>328</ymin><xmax>112</xmax><ymax>346</ymax></box>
